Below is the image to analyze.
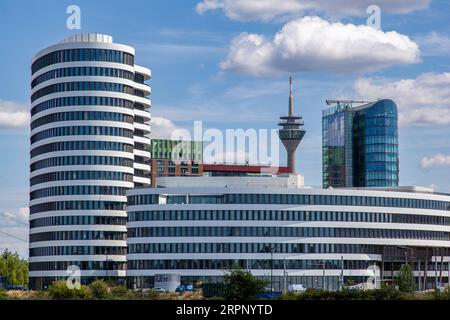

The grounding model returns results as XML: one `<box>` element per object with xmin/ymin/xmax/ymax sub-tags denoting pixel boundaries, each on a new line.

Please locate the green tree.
<box><xmin>223</xmin><ymin>268</ymin><xmax>268</xmax><ymax>300</ymax></box>
<box><xmin>89</xmin><ymin>279</ymin><xmax>110</xmax><ymax>299</ymax></box>
<box><xmin>48</xmin><ymin>280</ymin><xmax>91</xmax><ymax>299</ymax></box>
<box><xmin>0</xmin><ymin>249</ymin><xmax>28</xmax><ymax>287</ymax></box>
<box><xmin>395</xmin><ymin>264</ymin><xmax>415</xmax><ymax>293</ymax></box>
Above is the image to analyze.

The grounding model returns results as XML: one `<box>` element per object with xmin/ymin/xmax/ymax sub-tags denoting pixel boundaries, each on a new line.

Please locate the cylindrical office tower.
<box><xmin>29</xmin><ymin>34</ymin><xmax>151</xmax><ymax>289</ymax></box>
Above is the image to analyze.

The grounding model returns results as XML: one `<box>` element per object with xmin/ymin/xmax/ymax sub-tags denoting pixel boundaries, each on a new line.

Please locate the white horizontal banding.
<box><xmin>133</xmin><ymin>163</ymin><xmax>150</xmax><ymax>171</ymax></box>
<box><xmin>30</xmin><ymin>210</ymin><xmax>127</xmax><ymax>221</ymax></box>
<box><xmin>29</xmin><ymin>239</ymin><xmax>126</xmax><ymax>248</ymax></box>
<box><xmin>29</xmin><ymin>195</ymin><xmax>126</xmax><ymax>206</ymax></box>
<box><xmin>126</xmin><ymin>220</ymin><xmax>450</xmax><ymax>232</ymax></box>
<box><xmin>133</xmin><ymin>176</ymin><xmax>151</xmax><ymax>185</ymax></box>
<box><xmin>134</xmin><ymin>108</ymin><xmax>150</xmax><ymax>120</ymax></box>
<box><xmin>134</xmin><ymin>65</ymin><xmax>151</xmax><ymax>79</ymax></box>
<box><xmin>30</xmin><ymin>120</ymin><xmax>135</xmax><ymax>137</ymax></box>
<box><xmin>134</xmin><ymin>82</ymin><xmax>151</xmax><ymax>95</ymax></box>
<box><xmin>31</xmin><ymin>76</ymin><xmax>138</xmax><ymax>95</ymax></box>
<box><xmin>127</xmin><ymin>236</ymin><xmax>450</xmax><ymax>246</ymax></box>
<box><xmin>29</xmin><ymin>270</ymin><xmax>127</xmax><ymax>278</ymax></box>
<box><xmin>31</xmin><ymin>61</ymin><xmax>136</xmax><ymax>81</ymax></box>
<box><xmin>127</xmin><ymin>253</ymin><xmax>382</xmax><ymax>261</ymax></box>
<box><xmin>30</xmin><ymin>165</ymin><xmax>134</xmax><ymax>179</ymax></box>
<box><xmin>30</xmin><ymin>150</ymin><xmax>135</xmax><ymax>165</ymax></box>
<box><xmin>31</xmin><ymin>106</ymin><xmax>134</xmax><ymax>123</ymax></box>
<box><xmin>31</xmin><ymin>91</ymin><xmax>136</xmax><ymax>109</ymax></box>
<box><xmin>29</xmin><ymin>255</ymin><xmax>127</xmax><ymax>263</ymax></box>
<box><xmin>30</xmin><ymin>180</ymin><xmax>133</xmax><ymax>192</ymax></box>
<box><xmin>29</xmin><ymin>224</ymin><xmax>127</xmax><ymax>234</ymax></box>
<box><xmin>133</xmin><ymin>135</ymin><xmax>150</xmax><ymax>145</ymax></box>
<box><xmin>133</xmin><ymin>149</ymin><xmax>150</xmax><ymax>158</ymax></box>
<box><xmin>32</xmin><ymin>42</ymin><xmax>135</xmax><ymax>65</ymax></box>
<box><xmin>134</xmin><ymin>96</ymin><xmax>151</xmax><ymax>107</ymax></box>
<box><xmin>30</xmin><ymin>135</ymin><xmax>134</xmax><ymax>150</ymax></box>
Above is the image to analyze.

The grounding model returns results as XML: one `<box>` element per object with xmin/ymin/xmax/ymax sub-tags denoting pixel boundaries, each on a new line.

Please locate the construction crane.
<box><xmin>325</xmin><ymin>99</ymin><xmax>372</xmax><ymax>106</ymax></box>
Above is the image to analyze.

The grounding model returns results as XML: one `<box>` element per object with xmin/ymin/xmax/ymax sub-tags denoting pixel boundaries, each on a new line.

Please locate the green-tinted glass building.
<box><xmin>322</xmin><ymin>99</ymin><xmax>399</xmax><ymax>188</ymax></box>
<box><xmin>147</xmin><ymin>139</ymin><xmax>203</xmax><ymax>186</ymax></box>
<box><xmin>148</xmin><ymin>139</ymin><xmax>203</xmax><ymax>161</ymax></box>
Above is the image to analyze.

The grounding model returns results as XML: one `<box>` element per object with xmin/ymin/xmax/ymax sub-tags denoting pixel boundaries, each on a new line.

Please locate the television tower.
<box><xmin>278</xmin><ymin>77</ymin><xmax>306</xmax><ymax>174</ymax></box>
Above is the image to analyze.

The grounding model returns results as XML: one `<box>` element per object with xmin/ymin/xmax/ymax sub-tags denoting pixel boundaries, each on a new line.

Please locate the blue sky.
<box><xmin>0</xmin><ymin>0</ymin><xmax>449</xmax><ymax>257</ymax></box>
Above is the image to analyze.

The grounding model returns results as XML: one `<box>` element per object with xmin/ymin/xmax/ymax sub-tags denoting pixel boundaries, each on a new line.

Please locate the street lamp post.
<box><xmin>270</xmin><ymin>246</ymin><xmax>274</xmax><ymax>293</ymax></box>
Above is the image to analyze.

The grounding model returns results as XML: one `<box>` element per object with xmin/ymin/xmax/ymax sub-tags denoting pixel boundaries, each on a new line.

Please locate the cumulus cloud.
<box><xmin>148</xmin><ymin>116</ymin><xmax>182</xmax><ymax>139</ymax></box>
<box><xmin>416</xmin><ymin>31</ymin><xmax>450</xmax><ymax>56</ymax></box>
<box><xmin>220</xmin><ymin>16</ymin><xmax>420</xmax><ymax>76</ymax></box>
<box><xmin>353</xmin><ymin>72</ymin><xmax>450</xmax><ymax>126</ymax></box>
<box><xmin>196</xmin><ymin>0</ymin><xmax>430</xmax><ymax>21</ymax></box>
<box><xmin>420</xmin><ymin>154</ymin><xmax>450</xmax><ymax>170</ymax></box>
<box><xmin>0</xmin><ymin>100</ymin><xmax>29</xmax><ymax>128</ymax></box>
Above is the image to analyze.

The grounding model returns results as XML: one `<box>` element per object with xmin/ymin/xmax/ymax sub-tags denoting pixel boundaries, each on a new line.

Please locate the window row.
<box><xmin>31</xmin><ymin>156</ymin><xmax>133</xmax><ymax>172</ymax></box>
<box><xmin>30</xmin><ymin>230</ymin><xmax>126</xmax><ymax>242</ymax></box>
<box><xmin>128</xmin><ymin>259</ymin><xmax>373</xmax><ymax>271</ymax></box>
<box><xmin>128</xmin><ymin>209</ymin><xmax>450</xmax><ymax>226</ymax></box>
<box><xmin>31</xmin><ymin>125</ymin><xmax>134</xmax><ymax>144</ymax></box>
<box><xmin>128</xmin><ymin>242</ymin><xmax>382</xmax><ymax>255</ymax></box>
<box><xmin>32</xmin><ymin>48</ymin><xmax>134</xmax><ymax>74</ymax></box>
<box><xmin>30</xmin><ymin>200</ymin><xmax>126</xmax><ymax>214</ymax></box>
<box><xmin>365</xmin><ymin>172</ymin><xmax>399</xmax><ymax>181</ymax></box>
<box><xmin>31</xmin><ymin>111</ymin><xmax>134</xmax><ymax>129</ymax></box>
<box><xmin>30</xmin><ymin>185</ymin><xmax>127</xmax><ymax>200</ymax></box>
<box><xmin>363</xmin><ymin>144</ymin><xmax>398</xmax><ymax>153</ymax></box>
<box><xmin>30</xmin><ymin>215</ymin><xmax>127</xmax><ymax>228</ymax></box>
<box><xmin>31</xmin><ymin>141</ymin><xmax>133</xmax><ymax>157</ymax></box>
<box><xmin>362</xmin><ymin>135</ymin><xmax>398</xmax><ymax>145</ymax></box>
<box><xmin>30</xmin><ymin>245</ymin><xmax>127</xmax><ymax>257</ymax></box>
<box><xmin>128</xmin><ymin>193</ymin><xmax>450</xmax><ymax>211</ymax></box>
<box><xmin>32</xmin><ymin>81</ymin><xmax>134</xmax><ymax>102</ymax></box>
<box><xmin>362</xmin><ymin>127</ymin><xmax>397</xmax><ymax>136</ymax></box>
<box><xmin>29</xmin><ymin>260</ymin><xmax>127</xmax><ymax>271</ymax></box>
<box><xmin>31</xmin><ymin>126</ymin><xmax>133</xmax><ymax>144</ymax></box>
<box><xmin>365</xmin><ymin>153</ymin><xmax>398</xmax><ymax>163</ymax></box>
<box><xmin>128</xmin><ymin>226</ymin><xmax>450</xmax><ymax>241</ymax></box>
<box><xmin>32</xmin><ymin>66</ymin><xmax>137</xmax><ymax>88</ymax></box>
<box><xmin>32</xmin><ymin>96</ymin><xmax>134</xmax><ymax>116</ymax></box>
<box><xmin>30</xmin><ymin>170</ymin><xmax>133</xmax><ymax>186</ymax></box>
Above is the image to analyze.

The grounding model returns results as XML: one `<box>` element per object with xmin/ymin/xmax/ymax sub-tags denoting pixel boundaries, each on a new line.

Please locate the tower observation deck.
<box><xmin>278</xmin><ymin>77</ymin><xmax>306</xmax><ymax>174</ymax></box>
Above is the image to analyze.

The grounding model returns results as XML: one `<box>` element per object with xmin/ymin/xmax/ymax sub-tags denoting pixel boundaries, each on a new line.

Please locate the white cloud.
<box><xmin>420</xmin><ymin>154</ymin><xmax>450</xmax><ymax>170</ymax></box>
<box><xmin>196</xmin><ymin>0</ymin><xmax>430</xmax><ymax>21</ymax></box>
<box><xmin>220</xmin><ymin>16</ymin><xmax>420</xmax><ymax>76</ymax></box>
<box><xmin>0</xmin><ymin>100</ymin><xmax>29</xmax><ymax>128</ymax></box>
<box><xmin>149</xmin><ymin>116</ymin><xmax>182</xmax><ymax>139</ymax></box>
<box><xmin>353</xmin><ymin>72</ymin><xmax>450</xmax><ymax>126</ymax></box>
<box><xmin>416</xmin><ymin>31</ymin><xmax>450</xmax><ymax>56</ymax></box>
<box><xmin>0</xmin><ymin>207</ymin><xmax>29</xmax><ymax>258</ymax></box>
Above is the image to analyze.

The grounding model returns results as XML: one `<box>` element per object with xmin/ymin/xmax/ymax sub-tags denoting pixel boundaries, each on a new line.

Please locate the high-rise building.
<box><xmin>29</xmin><ymin>34</ymin><xmax>151</xmax><ymax>289</ymax></box>
<box><xmin>278</xmin><ymin>77</ymin><xmax>306</xmax><ymax>174</ymax></box>
<box><xmin>322</xmin><ymin>99</ymin><xmax>399</xmax><ymax>188</ymax></box>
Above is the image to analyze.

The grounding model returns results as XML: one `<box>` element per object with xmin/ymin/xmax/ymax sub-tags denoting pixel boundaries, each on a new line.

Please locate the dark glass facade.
<box><xmin>322</xmin><ymin>99</ymin><xmax>399</xmax><ymax>188</ymax></box>
<box><xmin>353</xmin><ymin>99</ymin><xmax>399</xmax><ymax>187</ymax></box>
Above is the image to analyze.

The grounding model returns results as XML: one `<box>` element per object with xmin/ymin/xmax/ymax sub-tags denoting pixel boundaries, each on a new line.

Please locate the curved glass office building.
<box><xmin>127</xmin><ymin>176</ymin><xmax>450</xmax><ymax>291</ymax></box>
<box><xmin>29</xmin><ymin>34</ymin><xmax>151</xmax><ymax>289</ymax></box>
<box><xmin>353</xmin><ymin>99</ymin><xmax>399</xmax><ymax>187</ymax></box>
<box><xmin>322</xmin><ymin>99</ymin><xmax>399</xmax><ymax>188</ymax></box>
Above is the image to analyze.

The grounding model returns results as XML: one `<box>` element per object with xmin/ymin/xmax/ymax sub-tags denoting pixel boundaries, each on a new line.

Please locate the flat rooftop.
<box><xmin>153</xmin><ymin>176</ymin><xmax>447</xmax><ymax>196</ymax></box>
